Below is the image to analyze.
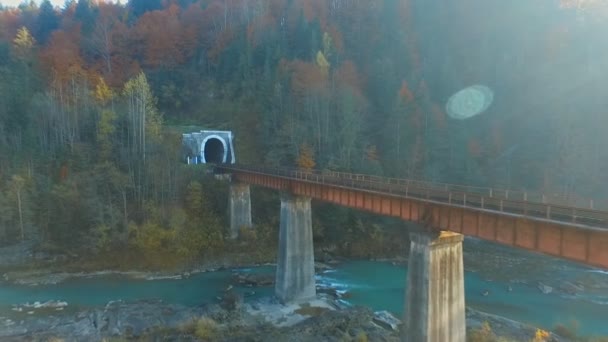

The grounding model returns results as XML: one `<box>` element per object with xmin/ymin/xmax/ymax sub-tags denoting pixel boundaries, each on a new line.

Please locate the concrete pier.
<box><xmin>404</xmin><ymin>231</ymin><xmax>465</xmax><ymax>342</ymax></box>
<box><xmin>275</xmin><ymin>193</ymin><xmax>316</xmax><ymax>303</ymax></box>
<box><xmin>229</xmin><ymin>182</ymin><xmax>252</xmax><ymax>239</ymax></box>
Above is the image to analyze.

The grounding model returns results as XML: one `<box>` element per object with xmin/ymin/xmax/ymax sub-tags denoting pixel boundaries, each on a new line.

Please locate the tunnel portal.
<box><xmin>182</xmin><ymin>130</ymin><xmax>235</xmax><ymax>164</ymax></box>
<box><xmin>203</xmin><ymin>137</ymin><xmax>226</xmax><ymax>163</ymax></box>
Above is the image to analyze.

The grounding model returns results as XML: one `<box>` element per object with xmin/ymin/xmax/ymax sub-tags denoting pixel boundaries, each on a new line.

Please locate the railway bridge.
<box><xmin>215</xmin><ymin>164</ymin><xmax>608</xmax><ymax>342</ymax></box>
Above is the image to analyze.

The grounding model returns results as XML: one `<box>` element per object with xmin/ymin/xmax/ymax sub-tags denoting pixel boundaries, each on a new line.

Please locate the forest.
<box><xmin>0</xmin><ymin>0</ymin><xmax>606</xmax><ymax>264</ymax></box>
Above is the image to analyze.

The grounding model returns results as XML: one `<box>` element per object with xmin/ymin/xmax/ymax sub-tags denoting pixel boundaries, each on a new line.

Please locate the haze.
<box><xmin>0</xmin><ymin>1</ymin><xmax>607</xmax><ymax>341</ymax></box>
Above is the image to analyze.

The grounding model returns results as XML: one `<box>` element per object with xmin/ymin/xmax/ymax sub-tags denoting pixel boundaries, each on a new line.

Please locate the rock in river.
<box><xmin>232</xmin><ymin>272</ymin><xmax>274</xmax><ymax>286</ymax></box>
<box><xmin>537</xmin><ymin>282</ymin><xmax>553</xmax><ymax>294</ymax></box>
<box><xmin>0</xmin><ymin>299</ymin><xmax>205</xmax><ymax>341</ymax></box>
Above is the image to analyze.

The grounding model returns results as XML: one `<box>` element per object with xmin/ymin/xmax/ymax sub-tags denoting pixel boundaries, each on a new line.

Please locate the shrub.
<box><xmin>239</xmin><ymin>226</ymin><xmax>257</xmax><ymax>242</ymax></box>
<box><xmin>468</xmin><ymin>321</ymin><xmax>496</xmax><ymax>342</ymax></box>
<box><xmin>554</xmin><ymin>321</ymin><xmax>579</xmax><ymax>340</ymax></box>
<box><xmin>355</xmin><ymin>331</ymin><xmax>369</xmax><ymax>342</ymax></box>
<box><xmin>194</xmin><ymin>317</ymin><xmax>218</xmax><ymax>340</ymax></box>
<box><xmin>532</xmin><ymin>329</ymin><xmax>550</xmax><ymax>342</ymax></box>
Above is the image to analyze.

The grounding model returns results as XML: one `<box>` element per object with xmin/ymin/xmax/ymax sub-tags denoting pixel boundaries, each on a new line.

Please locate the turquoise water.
<box><xmin>0</xmin><ymin>267</ymin><xmax>274</xmax><ymax>310</ymax></box>
<box><xmin>318</xmin><ymin>261</ymin><xmax>608</xmax><ymax>336</ymax></box>
<box><xmin>1</xmin><ymin>262</ymin><xmax>607</xmax><ymax>336</ymax></box>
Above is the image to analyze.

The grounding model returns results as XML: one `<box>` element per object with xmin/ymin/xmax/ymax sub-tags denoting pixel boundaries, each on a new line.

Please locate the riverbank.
<box><xmin>0</xmin><ymin>293</ymin><xmax>553</xmax><ymax>342</ymax></box>
<box><xmin>2</xmin><ymin>260</ymin><xmax>606</xmax><ymax>341</ymax></box>
<box><xmin>0</xmin><ymin>239</ymin><xmax>350</xmax><ymax>287</ymax></box>
<box><xmin>2</xmin><ymin>239</ymin><xmax>608</xmax><ymax>340</ymax></box>
<box><xmin>0</xmin><ymin>239</ymin><xmax>279</xmax><ymax>286</ymax></box>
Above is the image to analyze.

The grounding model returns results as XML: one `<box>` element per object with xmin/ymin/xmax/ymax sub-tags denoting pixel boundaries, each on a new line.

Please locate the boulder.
<box><xmin>560</xmin><ymin>281</ymin><xmax>584</xmax><ymax>294</ymax></box>
<box><xmin>372</xmin><ymin>310</ymin><xmax>401</xmax><ymax>331</ymax></box>
<box><xmin>221</xmin><ymin>290</ymin><xmax>244</xmax><ymax>311</ymax></box>
<box><xmin>314</xmin><ymin>262</ymin><xmax>333</xmax><ymax>272</ymax></box>
<box><xmin>537</xmin><ymin>282</ymin><xmax>553</xmax><ymax>294</ymax></box>
<box><xmin>1</xmin><ymin>300</ymin><xmax>206</xmax><ymax>341</ymax></box>
<box><xmin>233</xmin><ymin>273</ymin><xmax>274</xmax><ymax>287</ymax></box>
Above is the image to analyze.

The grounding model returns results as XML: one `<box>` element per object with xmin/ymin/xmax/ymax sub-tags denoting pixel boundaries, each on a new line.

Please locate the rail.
<box><xmin>216</xmin><ymin>164</ymin><xmax>608</xmax><ymax>229</ymax></box>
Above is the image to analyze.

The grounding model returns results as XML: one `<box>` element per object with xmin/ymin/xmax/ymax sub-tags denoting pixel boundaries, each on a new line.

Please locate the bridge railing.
<box><xmin>219</xmin><ymin>165</ymin><xmax>599</xmax><ymax>209</ymax></box>
<box><xmin>314</xmin><ymin>169</ymin><xmax>599</xmax><ymax>210</ymax></box>
<box><xmin>217</xmin><ymin>165</ymin><xmax>608</xmax><ymax>229</ymax></box>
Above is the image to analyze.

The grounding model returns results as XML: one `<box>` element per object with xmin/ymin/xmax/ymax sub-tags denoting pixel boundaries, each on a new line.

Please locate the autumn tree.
<box><xmin>132</xmin><ymin>4</ymin><xmax>198</xmax><ymax>69</ymax></box>
<box><xmin>87</xmin><ymin>2</ymin><xmax>122</xmax><ymax>80</ymax></box>
<box><xmin>122</xmin><ymin>72</ymin><xmax>162</xmax><ymax>209</ymax></box>
<box><xmin>40</xmin><ymin>26</ymin><xmax>85</xmax><ymax>84</ymax></box>
<box><xmin>12</xmin><ymin>26</ymin><xmax>35</xmax><ymax>61</ymax></box>
<box><xmin>123</xmin><ymin>71</ymin><xmax>162</xmax><ymax>164</ymax></box>
<box><xmin>297</xmin><ymin>144</ymin><xmax>316</xmax><ymax>170</ymax></box>
<box><xmin>0</xmin><ymin>9</ymin><xmax>21</xmax><ymax>42</ymax></box>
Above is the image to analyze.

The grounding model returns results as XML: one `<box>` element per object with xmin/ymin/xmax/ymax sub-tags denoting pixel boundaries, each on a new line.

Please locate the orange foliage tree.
<box><xmin>133</xmin><ymin>4</ymin><xmax>195</xmax><ymax>68</ymax></box>
<box><xmin>40</xmin><ymin>26</ymin><xmax>87</xmax><ymax>85</ymax></box>
<box><xmin>335</xmin><ymin>60</ymin><xmax>363</xmax><ymax>95</ymax></box>
<box><xmin>0</xmin><ymin>9</ymin><xmax>21</xmax><ymax>42</ymax></box>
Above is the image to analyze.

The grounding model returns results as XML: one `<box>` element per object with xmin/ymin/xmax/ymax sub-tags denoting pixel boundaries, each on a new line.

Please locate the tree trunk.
<box><xmin>17</xmin><ymin>190</ymin><xmax>24</xmax><ymax>241</ymax></box>
<box><xmin>123</xmin><ymin>190</ymin><xmax>128</xmax><ymax>229</ymax></box>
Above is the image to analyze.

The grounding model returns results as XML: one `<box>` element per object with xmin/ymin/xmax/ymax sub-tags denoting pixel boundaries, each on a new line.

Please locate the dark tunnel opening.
<box><xmin>204</xmin><ymin>138</ymin><xmax>226</xmax><ymax>164</ymax></box>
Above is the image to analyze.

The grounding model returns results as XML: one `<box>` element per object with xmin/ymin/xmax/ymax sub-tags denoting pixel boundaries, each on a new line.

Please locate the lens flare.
<box><xmin>446</xmin><ymin>85</ymin><xmax>494</xmax><ymax>119</ymax></box>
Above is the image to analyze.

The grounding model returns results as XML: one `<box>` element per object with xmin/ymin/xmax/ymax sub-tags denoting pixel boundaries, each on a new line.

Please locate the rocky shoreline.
<box><xmin>0</xmin><ymin>266</ymin><xmax>574</xmax><ymax>342</ymax></box>
<box><xmin>2</xmin><ymin>239</ymin><xmax>607</xmax><ymax>340</ymax></box>
<box><xmin>0</xmin><ymin>291</ymin><xmax>551</xmax><ymax>342</ymax></box>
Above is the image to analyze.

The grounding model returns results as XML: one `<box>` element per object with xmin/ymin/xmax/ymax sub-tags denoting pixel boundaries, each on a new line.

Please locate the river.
<box><xmin>1</xmin><ymin>259</ymin><xmax>607</xmax><ymax>337</ymax></box>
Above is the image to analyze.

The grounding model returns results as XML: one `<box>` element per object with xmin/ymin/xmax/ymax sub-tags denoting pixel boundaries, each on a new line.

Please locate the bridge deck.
<box><xmin>217</xmin><ymin>165</ymin><xmax>608</xmax><ymax>269</ymax></box>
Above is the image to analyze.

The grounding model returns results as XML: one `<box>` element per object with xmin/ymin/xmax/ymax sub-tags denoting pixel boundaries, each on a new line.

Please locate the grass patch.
<box><xmin>1</xmin><ymin>241</ymin><xmax>277</xmax><ymax>278</ymax></box>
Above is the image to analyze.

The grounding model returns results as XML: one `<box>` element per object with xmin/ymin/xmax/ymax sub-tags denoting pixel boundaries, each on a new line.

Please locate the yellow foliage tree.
<box><xmin>316</xmin><ymin>50</ymin><xmax>330</xmax><ymax>76</ymax></box>
<box><xmin>94</xmin><ymin>77</ymin><xmax>114</xmax><ymax>106</ymax></box>
<box><xmin>129</xmin><ymin>222</ymin><xmax>176</xmax><ymax>255</ymax></box>
<box><xmin>12</xmin><ymin>26</ymin><xmax>35</xmax><ymax>60</ymax></box>
<box><xmin>123</xmin><ymin>72</ymin><xmax>163</xmax><ymax>163</ymax></box>
<box><xmin>297</xmin><ymin>144</ymin><xmax>316</xmax><ymax>170</ymax></box>
<box><xmin>366</xmin><ymin>145</ymin><xmax>379</xmax><ymax>161</ymax></box>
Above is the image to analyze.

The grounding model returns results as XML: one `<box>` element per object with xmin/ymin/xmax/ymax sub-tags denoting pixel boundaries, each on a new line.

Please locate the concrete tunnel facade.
<box><xmin>182</xmin><ymin>130</ymin><xmax>236</xmax><ymax>165</ymax></box>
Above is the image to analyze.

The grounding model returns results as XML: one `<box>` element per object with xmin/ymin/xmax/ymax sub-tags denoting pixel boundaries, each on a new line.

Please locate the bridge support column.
<box><xmin>229</xmin><ymin>182</ymin><xmax>252</xmax><ymax>239</ymax></box>
<box><xmin>275</xmin><ymin>193</ymin><xmax>316</xmax><ymax>303</ymax></box>
<box><xmin>404</xmin><ymin>231</ymin><xmax>465</xmax><ymax>342</ymax></box>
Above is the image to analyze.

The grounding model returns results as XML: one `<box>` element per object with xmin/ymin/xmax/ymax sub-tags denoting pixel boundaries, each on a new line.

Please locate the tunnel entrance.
<box><xmin>183</xmin><ymin>130</ymin><xmax>235</xmax><ymax>165</ymax></box>
<box><xmin>203</xmin><ymin>137</ymin><xmax>226</xmax><ymax>164</ymax></box>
